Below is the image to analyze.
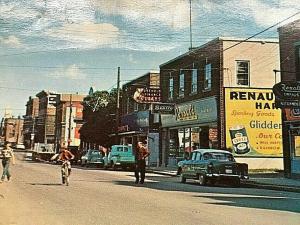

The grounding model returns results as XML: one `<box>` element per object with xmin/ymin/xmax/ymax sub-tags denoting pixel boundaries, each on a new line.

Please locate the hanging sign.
<box><xmin>133</xmin><ymin>88</ymin><xmax>161</xmax><ymax>103</ymax></box>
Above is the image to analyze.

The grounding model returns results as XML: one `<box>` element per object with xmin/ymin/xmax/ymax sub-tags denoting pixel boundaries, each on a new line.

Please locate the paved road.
<box><xmin>0</xmin><ymin>153</ymin><xmax>300</xmax><ymax>225</ymax></box>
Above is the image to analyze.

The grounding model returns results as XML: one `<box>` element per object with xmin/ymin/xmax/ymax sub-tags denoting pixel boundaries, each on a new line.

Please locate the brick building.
<box><xmin>1</xmin><ymin>117</ymin><xmax>24</xmax><ymax>146</ymax></box>
<box><xmin>278</xmin><ymin>19</ymin><xmax>300</xmax><ymax>178</ymax></box>
<box><xmin>54</xmin><ymin>93</ymin><xmax>85</xmax><ymax>152</ymax></box>
<box><xmin>23</xmin><ymin>97</ymin><xmax>39</xmax><ymax>148</ymax></box>
<box><xmin>35</xmin><ymin>90</ymin><xmax>58</xmax><ymax>144</ymax></box>
<box><xmin>160</xmin><ymin>37</ymin><xmax>281</xmax><ymax>169</ymax></box>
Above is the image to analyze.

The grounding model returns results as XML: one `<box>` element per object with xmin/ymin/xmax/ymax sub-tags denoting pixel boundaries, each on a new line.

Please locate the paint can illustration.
<box><xmin>229</xmin><ymin>125</ymin><xmax>250</xmax><ymax>154</ymax></box>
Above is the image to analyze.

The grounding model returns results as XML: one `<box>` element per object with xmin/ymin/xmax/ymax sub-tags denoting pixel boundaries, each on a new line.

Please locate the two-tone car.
<box><xmin>180</xmin><ymin>149</ymin><xmax>248</xmax><ymax>186</ymax></box>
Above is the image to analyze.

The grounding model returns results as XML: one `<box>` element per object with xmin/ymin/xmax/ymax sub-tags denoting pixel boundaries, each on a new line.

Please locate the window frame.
<box><xmin>204</xmin><ymin>64</ymin><xmax>212</xmax><ymax>90</ymax></box>
<box><xmin>191</xmin><ymin>69</ymin><xmax>198</xmax><ymax>94</ymax></box>
<box><xmin>236</xmin><ymin>60</ymin><xmax>250</xmax><ymax>86</ymax></box>
<box><xmin>179</xmin><ymin>72</ymin><xmax>185</xmax><ymax>97</ymax></box>
<box><xmin>168</xmin><ymin>77</ymin><xmax>174</xmax><ymax>100</ymax></box>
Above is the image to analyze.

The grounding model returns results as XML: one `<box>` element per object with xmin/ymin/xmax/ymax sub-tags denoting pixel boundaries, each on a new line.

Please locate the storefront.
<box><xmin>160</xmin><ymin>97</ymin><xmax>218</xmax><ymax>166</ymax></box>
<box><xmin>119</xmin><ymin>110</ymin><xmax>160</xmax><ymax>166</ymax></box>
<box><xmin>284</xmin><ymin>108</ymin><xmax>300</xmax><ymax>178</ymax></box>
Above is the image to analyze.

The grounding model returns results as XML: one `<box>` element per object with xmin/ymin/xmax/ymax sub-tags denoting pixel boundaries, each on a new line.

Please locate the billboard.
<box><xmin>225</xmin><ymin>88</ymin><xmax>282</xmax><ymax>156</ymax></box>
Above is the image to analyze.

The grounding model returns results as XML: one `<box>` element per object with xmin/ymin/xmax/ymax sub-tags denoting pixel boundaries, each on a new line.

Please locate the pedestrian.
<box><xmin>134</xmin><ymin>141</ymin><xmax>150</xmax><ymax>184</ymax></box>
<box><xmin>0</xmin><ymin>142</ymin><xmax>15</xmax><ymax>182</ymax></box>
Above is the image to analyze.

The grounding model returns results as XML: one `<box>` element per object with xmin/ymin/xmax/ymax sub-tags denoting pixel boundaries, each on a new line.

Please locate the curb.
<box><xmin>150</xmin><ymin>170</ymin><xmax>300</xmax><ymax>193</ymax></box>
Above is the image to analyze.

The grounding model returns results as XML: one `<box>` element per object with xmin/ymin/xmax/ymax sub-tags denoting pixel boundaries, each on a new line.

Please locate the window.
<box><xmin>179</xmin><ymin>72</ymin><xmax>185</xmax><ymax>97</ymax></box>
<box><xmin>191</xmin><ymin>69</ymin><xmax>197</xmax><ymax>93</ymax></box>
<box><xmin>236</xmin><ymin>60</ymin><xmax>250</xmax><ymax>86</ymax></box>
<box><xmin>204</xmin><ymin>64</ymin><xmax>211</xmax><ymax>90</ymax></box>
<box><xmin>168</xmin><ymin>78</ymin><xmax>174</xmax><ymax>99</ymax></box>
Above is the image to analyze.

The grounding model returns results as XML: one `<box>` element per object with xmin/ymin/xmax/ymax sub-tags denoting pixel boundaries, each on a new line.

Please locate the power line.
<box><xmin>223</xmin><ymin>11</ymin><xmax>300</xmax><ymax>52</ymax></box>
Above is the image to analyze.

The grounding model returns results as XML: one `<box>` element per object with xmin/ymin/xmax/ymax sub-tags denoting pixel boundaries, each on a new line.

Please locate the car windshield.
<box><xmin>91</xmin><ymin>151</ymin><xmax>102</xmax><ymax>157</ymax></box>
<box><xmin>203</xmin><ymin>152</ymin><xmax>234</xmax><ymax>161</ymax></box>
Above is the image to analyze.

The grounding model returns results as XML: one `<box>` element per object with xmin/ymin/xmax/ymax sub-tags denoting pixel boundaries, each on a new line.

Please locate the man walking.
<box><xmin>1</xmin><ymin>142</ymin><xmax>15</xmax><ymax>182</ymax></box>
<box><xmin>135</xmin><ymin>141</ymin><xmax>150</xmax><ymax>184</ymax></box>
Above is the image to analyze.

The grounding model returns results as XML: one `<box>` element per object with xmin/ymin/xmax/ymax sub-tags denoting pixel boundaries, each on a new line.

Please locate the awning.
<box><xmin>109</xmin><ymin>131</ymin><xmax>145</xmax><ymax>137</ymax></box>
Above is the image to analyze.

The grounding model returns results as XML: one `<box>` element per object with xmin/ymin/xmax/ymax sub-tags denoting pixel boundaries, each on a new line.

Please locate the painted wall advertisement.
<box><xmin>225</xmin><ymin>88</ymin><xmax>282</xmax><ymax>156</ymax></box>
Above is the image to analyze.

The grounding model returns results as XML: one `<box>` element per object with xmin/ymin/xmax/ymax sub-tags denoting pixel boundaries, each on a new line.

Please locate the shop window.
<box><xmin>204</xmin><ymin>64</ymin><xmax>211</xmax><ymax>90</ymax></box>
<box><xmin>179</xmin><ymin>73</ymin><xmax>185</xmax><ymax>97</ymax></box>
<box><xmin>191</xmin><ymin>69</ymin><xmax>198</xmax><ymax>94</ymax></box>
<box><xmin>294</xmin><ymin>136</ymin><xmax>300</xmax><ymax>157</ymax></box>
<box><xmin>236</xmin><ymin>60</ymin><xmax>250</xmax><ymax>86</ymax></box>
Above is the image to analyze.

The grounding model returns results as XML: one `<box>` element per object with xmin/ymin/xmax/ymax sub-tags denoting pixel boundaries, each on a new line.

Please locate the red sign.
<box><xmin>133</xmin><ymin>88</ymin><xmax>161</xmax><ymax>103</ymax></box>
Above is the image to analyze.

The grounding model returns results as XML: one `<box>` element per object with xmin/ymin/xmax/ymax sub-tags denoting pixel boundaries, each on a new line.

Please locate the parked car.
<box><xmin>81</xmin><ymin>149</ymin><xmax>104</xmax><ymax>167</ymax></box>
<box><xmin>104</xmin><ymin>145</ymin><xmax>135</xmax><ymax>170</ymax></box>
<box><xmin>179</xmin><ymin>149</ymin><xmax>248</xmax><ymax>186</ymax></box>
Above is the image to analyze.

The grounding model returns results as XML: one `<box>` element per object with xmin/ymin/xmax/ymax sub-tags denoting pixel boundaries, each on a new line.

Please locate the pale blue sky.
<box><xmin>0</xmin><ymin>0</ymin><xmax>299</xmax><ymax>117</ymax></box>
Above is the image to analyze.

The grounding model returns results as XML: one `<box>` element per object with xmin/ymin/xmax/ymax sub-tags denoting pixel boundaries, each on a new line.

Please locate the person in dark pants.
<box><xmin>135</xmin><ymin>141</ymin><xmax>150</xmax><ymax>184</ymax></box>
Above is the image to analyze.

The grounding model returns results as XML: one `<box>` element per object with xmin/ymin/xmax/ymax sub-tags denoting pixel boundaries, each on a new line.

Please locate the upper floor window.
<box><xmin>191</xmin><ymin>69</ymin><xmax>198</xmax><ymax>94</ymax></box>
<box><xmin>204</xmin><ymin>64</ymin><xmax>211</xmax><ymax>90</ymax></box>
<box><xmin>236</xmin><ymin>60</ymin><xmax>250</xmax><ymax>86</ymax></box>
<box><xmin>169</xmin><ymin>78</ymin><xmax>174</xmax><ymax>100</ymax></box>
<box><xmin>179</xmin><ymin>72</ymin><xmax>185</xmax><ymax>97</ymax></box>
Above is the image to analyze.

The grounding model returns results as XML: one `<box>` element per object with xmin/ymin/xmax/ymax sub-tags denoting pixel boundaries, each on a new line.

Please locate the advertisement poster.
<box><xmin>225</xmin><ymin>88</ymin><xmax>282</xmax><ymax>156</ymax></box>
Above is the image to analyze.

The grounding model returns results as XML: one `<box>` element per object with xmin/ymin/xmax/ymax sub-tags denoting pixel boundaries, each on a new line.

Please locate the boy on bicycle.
<box><xmin>58</xmin><ymin>144</ymin><xmax>75</xmax><ymax>176</ymax></box>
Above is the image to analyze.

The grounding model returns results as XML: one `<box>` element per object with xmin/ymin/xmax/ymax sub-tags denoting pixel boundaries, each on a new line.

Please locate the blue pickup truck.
<box><xmin>104</xmin><ymin>145</ymin><xmax>136</xmax><ymax>170</ymax></box>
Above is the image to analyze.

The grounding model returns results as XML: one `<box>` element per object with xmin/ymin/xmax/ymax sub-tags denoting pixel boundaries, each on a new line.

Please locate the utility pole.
<box><xmin>116</xmin><ymin>67</ymin><xmax>120</xmax><ymax>144</ymax></box>
<box><xmin>68</xmin><ymin>94</ymin><xmax>73</xmax><ymax>148</ymax></box>
<box><xmin>31</xmin><ymin>117</ymin><xmax>36</xmax><ymax>150</ymax></box>
<box><xmin>189</xmin><ymin>0</ymin><xmax>193</xmax><ymax>50</ymax></box>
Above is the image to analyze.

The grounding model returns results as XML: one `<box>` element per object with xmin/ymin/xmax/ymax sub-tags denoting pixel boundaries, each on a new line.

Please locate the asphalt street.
<box><xmin>0</xmin><ymin>153</ymin><xmax>299</xmax><ymax>225</ymax></box>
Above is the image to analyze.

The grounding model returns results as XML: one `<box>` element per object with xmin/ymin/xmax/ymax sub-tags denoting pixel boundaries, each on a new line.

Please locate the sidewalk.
<box><xmin>148</xmin><ymin>166</ymin><xmax>300</xmax><ymax>193</ymax></box>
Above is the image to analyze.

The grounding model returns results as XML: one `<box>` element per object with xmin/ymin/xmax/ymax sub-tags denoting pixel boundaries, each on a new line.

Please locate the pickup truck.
<box><xmin>104</xmin><ymin>145</ymin><xmax>135</xmax><ymax>170</ymax></box>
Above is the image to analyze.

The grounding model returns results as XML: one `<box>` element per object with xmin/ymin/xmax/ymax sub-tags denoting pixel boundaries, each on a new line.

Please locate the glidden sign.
<box><xmin>273</xmin><ymin>81</ymin><xmax>300</xmax><ymax>108</ymax></box>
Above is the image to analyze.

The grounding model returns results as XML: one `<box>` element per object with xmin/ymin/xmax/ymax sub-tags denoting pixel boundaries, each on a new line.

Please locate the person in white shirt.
<box><xmin>1</xmin><ymin>142</ymin><xmax>15</xmax><ymax>182</ymax></box>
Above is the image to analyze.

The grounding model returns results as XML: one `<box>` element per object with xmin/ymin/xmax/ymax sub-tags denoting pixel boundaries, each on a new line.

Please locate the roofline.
<box><xmin>122</xmin><ymin>71</ymin><xmax>159</xmax><ymax>87</ymax></box>
<box><xmin>160</xmin><ymin>36</ymin><xmax>279</xmax><ymax>68</ymax></box>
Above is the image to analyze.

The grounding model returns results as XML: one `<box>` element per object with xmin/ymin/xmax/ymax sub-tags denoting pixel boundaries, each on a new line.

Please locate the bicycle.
<box><xmin>61</xmin><ymin>160</ymin><xmax>71</xmax><ymax>186</ymax></box>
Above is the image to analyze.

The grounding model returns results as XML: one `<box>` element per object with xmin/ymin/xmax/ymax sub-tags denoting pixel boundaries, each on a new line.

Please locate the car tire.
<box><xmin>111</xmin><ymin>162</ymin><xmax>116</xmax><ymax>170</ymax></box>
<box><xmin>198</xmin><ymin>174</ymin><xmax>207</xmax><ymax>186</ymax></box>
<box><xmin>180</xmin><ymin>174</ymin><xmax>186</xmax><ymax>183</ymax></box>
<box><xmin>177</xmin><ymin>167</ymin><xmax>182</xmax><ymax>175</ymax></box>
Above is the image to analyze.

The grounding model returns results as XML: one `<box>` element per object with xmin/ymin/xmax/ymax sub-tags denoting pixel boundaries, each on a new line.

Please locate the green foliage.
<box><xmin>80</xmin><ymin>89</ymin><xmax>121</xmax><ymax>147</ymax></box>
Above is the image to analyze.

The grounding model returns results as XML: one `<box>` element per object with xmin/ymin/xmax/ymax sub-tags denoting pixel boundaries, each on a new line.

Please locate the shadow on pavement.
<box><xmin>113</xmin><ymin>175</ymin><xmax>300</xmax><ymax>214</ymax></box>
<box><xmin>28</xmin><ymin>183</ymin><xmax>63</xmax><ymax>186</ymax></box>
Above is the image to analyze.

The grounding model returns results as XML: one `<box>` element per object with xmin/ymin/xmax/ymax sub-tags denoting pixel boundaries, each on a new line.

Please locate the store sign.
<box><xmin>133</xmin><ymin>88</ymin><xmax>161</xmax><ymax>103</ymax></box>
<box><xmin>285</xmin><ymin>108</ymin><xmax>300</xmax><ymax>121</ymax></box>
<box><xmin>161</xmin><ymin>97</ymin><xmax>217</xmax><ymax>128</ymax></box>
<box><xmin>152</xmin><ymin>103</ymin><xmax>175</xmax><ymax>114</ymax></box>
<box><xmin>273</xmin><ymin>81</ymin><xmax>300</xmax><ymax>100</ymax></box>
<box><xmin>273</xmin><ymin>81</ymin><xmax>300</xmax><ymax>108</ymax></box>
<box><xmin>225</xmin><ymin>88</ymin><xmax>282</xmax><ymax>157</ymax></box>
<box><xmin>175</xmin><ymin>104</ymin><xmax>198</xmax><ymax>121</ymax></box>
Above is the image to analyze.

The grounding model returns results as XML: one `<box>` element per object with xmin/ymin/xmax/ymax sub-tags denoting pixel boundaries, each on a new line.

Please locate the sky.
<box><xmin>0</xmin><ymin>0</ymin><xmax>300</xmax><ymax>118</ymax></box>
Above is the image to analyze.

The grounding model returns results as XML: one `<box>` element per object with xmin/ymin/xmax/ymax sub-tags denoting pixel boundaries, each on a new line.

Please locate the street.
<box><xmin>0</xmin><ymin>153</ymin><xmax>299</xmax><ymax>225</ymax></box>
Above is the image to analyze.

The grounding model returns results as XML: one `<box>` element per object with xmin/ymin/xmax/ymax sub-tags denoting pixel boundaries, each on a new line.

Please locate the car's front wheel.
<box><xmin>198</xmin><ymin>174</ymin><xmax>207</xmax><ymax>186</ymax></box>
<box><xmin>180</xmin><ymin>174</ymin><xmax>186</xmax><ymax>183</ymax></box>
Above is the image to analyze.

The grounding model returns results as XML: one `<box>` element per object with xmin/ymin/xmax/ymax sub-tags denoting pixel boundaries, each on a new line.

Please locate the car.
<box><xmin>179</xmin><ymin>149</ymin><xmax>248</xmax><ymax>186</ymax></box>
<box><xmin>104</xmin><ymin>145</ymin><xmax>135</xmax><ymax>170</ymax></box>
<box><xmin>81</xmin><ymin>149</ymin><xmax>104</xmax><ymax>168</ymax></box>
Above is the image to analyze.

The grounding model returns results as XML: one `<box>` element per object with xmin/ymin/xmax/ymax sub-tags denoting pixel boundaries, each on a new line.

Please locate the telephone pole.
<box><xmin>68</xmin><ymin>94</ymin><xmax>72</xmax><ymax>147</ymax></box>
<box><xmin>189</xmin><ymin>0</ymin><xmax>193</xmax><ymax>50</ymax></box>
<box><xmin>116</xmin><ymin>67</ymin><xmax>120</xmax><ymax>143</ymax></box>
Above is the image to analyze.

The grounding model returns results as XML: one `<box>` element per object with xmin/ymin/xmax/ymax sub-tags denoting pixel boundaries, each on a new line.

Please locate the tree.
<box><xmin>79</xmin><ymin>89</ymin><xmax>120</xmax><ymax>147</ymax></box>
